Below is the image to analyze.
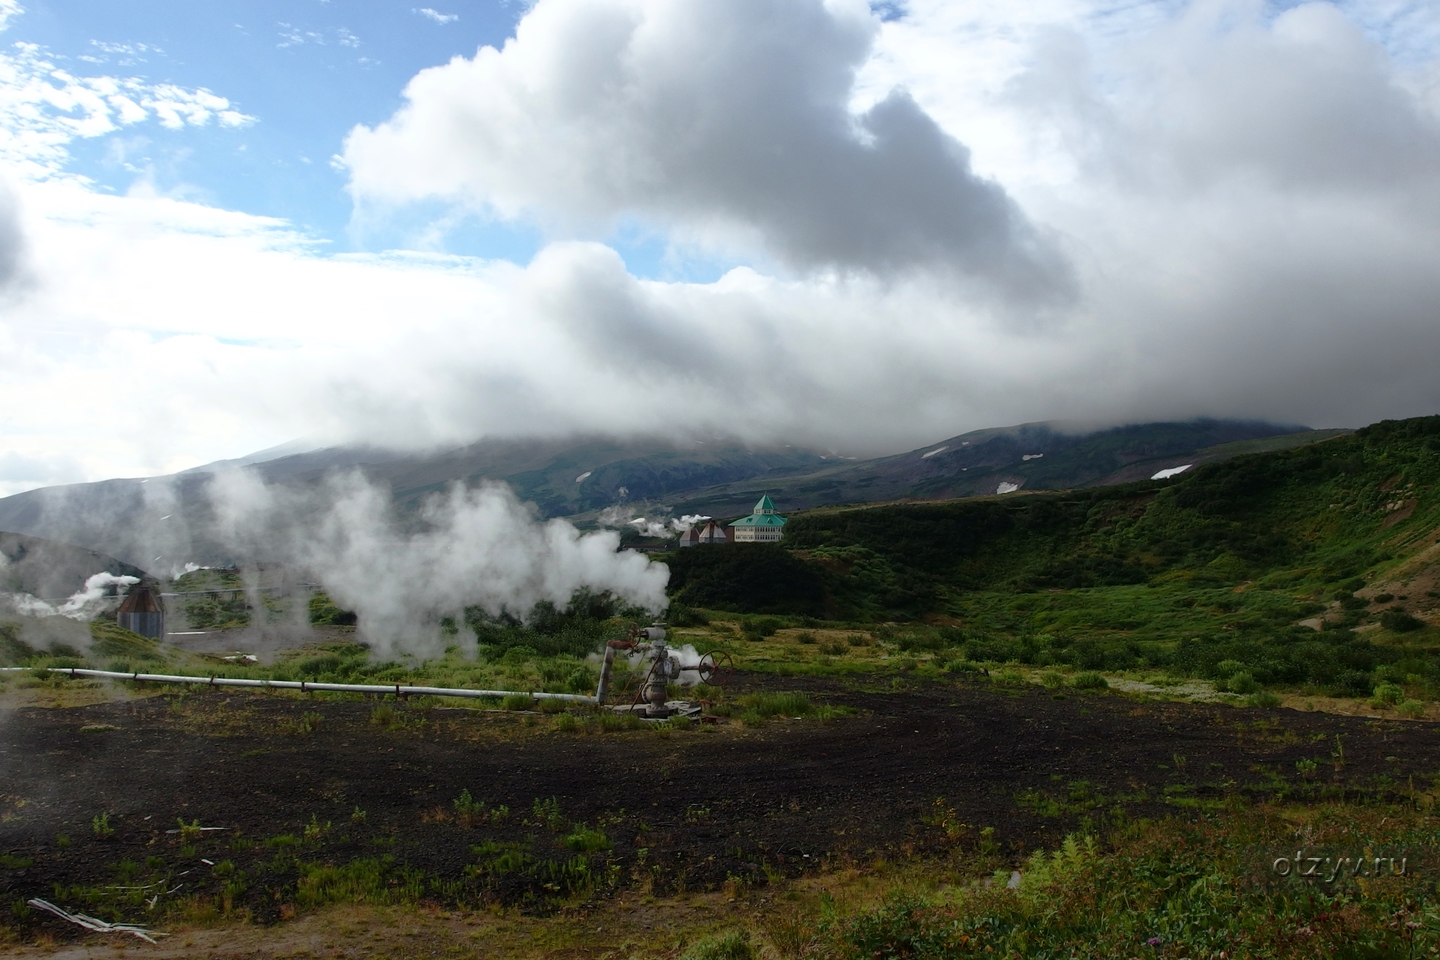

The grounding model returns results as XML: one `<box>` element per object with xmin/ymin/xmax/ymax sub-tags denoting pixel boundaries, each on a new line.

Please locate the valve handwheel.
<box><xmin>696</xmin><ymin>651</ymin><xmax>733</xmax><ymax>688</ymax></box>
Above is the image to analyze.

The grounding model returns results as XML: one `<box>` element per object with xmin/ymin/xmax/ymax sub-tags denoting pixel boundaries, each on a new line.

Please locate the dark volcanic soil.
<box><xmin>3</xmin><ymin>674</ymin><xmax>1438</xmax><ymax>934</ymax></box>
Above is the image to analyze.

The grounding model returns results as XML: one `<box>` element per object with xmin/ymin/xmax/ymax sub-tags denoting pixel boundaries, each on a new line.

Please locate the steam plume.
<box><xmin>0</xmin><ymin>572</ymin><xmax>138</xmax><ymax>621</ymax></box>
<box><xmin>211</xmin><ymin>470</ymin><xmax>670</xmax><ymax>658</ymax></box>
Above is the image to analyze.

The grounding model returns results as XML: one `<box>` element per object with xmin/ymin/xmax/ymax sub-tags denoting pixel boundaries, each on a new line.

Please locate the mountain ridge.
<box><xmin>0</xmin><ymin>418</ymin><xmax>1338</xmax><ymax>571</ymax></box>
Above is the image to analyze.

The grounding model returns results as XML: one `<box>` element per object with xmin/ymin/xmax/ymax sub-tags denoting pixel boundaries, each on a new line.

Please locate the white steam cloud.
<box><xmin>608</xmin><ymin>511</ymin><xmax>711</xmax><ymax>539</ymax></box>
<box><xmin>627</xmin><ymin>517</ymin><xmax>672</xmax><ymax>539</ymax></box>
<box><xmin>210</xmin><ymin>470</ymin><xmax>670</xmax><ymax>658</ymax></box>
<box><xmin>0</xmin><ymin>571</ymin><xmax>138</xmax><ymax>621</ymax></box>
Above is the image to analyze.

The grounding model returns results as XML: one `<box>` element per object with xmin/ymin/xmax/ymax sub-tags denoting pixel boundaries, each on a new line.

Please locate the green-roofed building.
<box><xmin>729</xmin><ymin>494</ymin><xmax>786</xmax><ymax>543</ymax></box>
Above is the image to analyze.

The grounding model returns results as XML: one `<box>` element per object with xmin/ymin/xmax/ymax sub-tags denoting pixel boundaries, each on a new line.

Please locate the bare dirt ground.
<box><xmin>3</xmin><ymin>673</ymin><xmax>1439</xmax><ymax>954</ymax></box>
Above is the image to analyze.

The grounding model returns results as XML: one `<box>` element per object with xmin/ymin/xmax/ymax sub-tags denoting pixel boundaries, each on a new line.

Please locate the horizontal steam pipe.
<box><xmin>0</xmin><ymin>667</ymin><xmax>598</xmax><ymax>703</ymax></box>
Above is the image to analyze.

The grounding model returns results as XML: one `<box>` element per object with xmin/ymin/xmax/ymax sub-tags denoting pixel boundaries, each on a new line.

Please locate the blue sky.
<box><xmin>7</xmin><ymin>1</ymin><xmax>544</xmax><ymax>256</ymax></box>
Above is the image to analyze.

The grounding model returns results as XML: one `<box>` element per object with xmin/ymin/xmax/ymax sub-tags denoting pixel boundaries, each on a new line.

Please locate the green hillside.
<box><xmin>664</xmin><ymin>419</ymin><xmax>1332</xmax><ymax>519</ymax></box>
<box><xmin>668</xmin><ymin>415</ymin><xmax>1440</xmax><ymax>698</ymax></box>
<box><xmin>0</xmin><ymin>419</ymin><xmax>1325</xmax><ymax>568</ymax></box>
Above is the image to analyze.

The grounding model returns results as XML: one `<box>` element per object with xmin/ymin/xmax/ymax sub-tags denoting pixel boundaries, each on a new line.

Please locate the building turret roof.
<box><xmin>730</xmin><ymin>495</ymin><xmax>786</xmax><ymax>528</ymax></box>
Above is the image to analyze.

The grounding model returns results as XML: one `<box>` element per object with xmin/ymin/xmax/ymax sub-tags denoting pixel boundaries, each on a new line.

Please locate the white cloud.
<box><xmin>0</xmin><ymin>41</ymin><xmax>255</xmax><ymax>180</ymax></box>
<box><xmin>415</xmin><ymin>8</ymin><xmax>460</xmax><ymax>25</ymax></box>
<box><xmin>347</xmin><ymin>0</ymin><xmax>1072</xmax><ymax>301</ymax></box>
<box><xmin>0</xmin><ymin>174</ymin><xmax>23</xmax><ymax>291</ymax></box>
<box><xmin>276</xmin><ymin>23</ymin><xmax>326</xmax><ymax>48</ymax></box>
<box><xmin>81</xmin><ymin>40</ymin><xmax>164</xmax><ymax>67</ymax></box>
<box><xmin>0</xmin><ymin>0</ymin><xmax>1439</xmax><ymax>500</ymax></box>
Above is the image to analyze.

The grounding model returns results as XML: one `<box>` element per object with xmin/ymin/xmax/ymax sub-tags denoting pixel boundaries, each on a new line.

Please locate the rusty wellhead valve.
<box><xmin>596</xmin><ymin>622</ymin><xmax>732</xmax><ymax>720</ymax></box>
<box><xmin>640</xmin><ymin>626</ymin><xmax>678</xmax><ymax>718</ymax></box>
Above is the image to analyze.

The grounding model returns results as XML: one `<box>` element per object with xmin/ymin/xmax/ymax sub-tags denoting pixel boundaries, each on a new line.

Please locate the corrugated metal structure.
<box><xmin>116</xmin><ymin>583</ymin><xmax>165</xmax><ymax>639</ymax></box>
<box><xmin>678</xmin><ymin>519</ymin><xmax>734</xmax><ymax>547</ymax></box>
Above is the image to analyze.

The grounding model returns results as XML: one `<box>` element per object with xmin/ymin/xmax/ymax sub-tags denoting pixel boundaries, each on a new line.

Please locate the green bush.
<box><xmin>1070</xmin><ymin>671</ymin><xmax>1108</xmax><ymax>690</ymax></box>
<box><xmin>820</xmin><ymin>803</ymin><xmax>1439</xmax><ymax>957</ymax></box>
<box><xmin>563</xmin><ymin>827</ymin><xmax>611</xmax><ymax>853</ymax></box>
<box><xmin>1213</xmin><ymin>659</ymin><xmax>1245</xmax><ymax>678</ymax></box>
<box><xmin>1381</xmin><ymin>609</ymin><xmax>1424</xmax><ymax>633</ymax></box>
<box><xmin>753</xmin><ymin>618</ymin><xmax>784</xmax><ymax>637</ymax></box>
<box><xmin>308</xmin><ymin>592</ymin><xmax>357</xmax><ymax>626</ymax></box>
<box><xmin>667</xmin><ymin>603</ymin><xmax>710</xmax><ymax>627</ymax></box>
<box><xmin>734</xmin><ymin>691</ymin><xmax>814</xmax><ymax>719</ymax></box>
<box><xmin>1226</xmin><ymin>671</ymin><xmax>1259</xmax><ymax>695</ymax></box>
<box><xmin>1371</xmin><ymin>682</ymin><xmax>1405</xmax><ymax>706</ymax></box>
<box><xmin>681</xmin><ymin>930</ymin><xmax>756</xmax><ymax>960</ymax></box>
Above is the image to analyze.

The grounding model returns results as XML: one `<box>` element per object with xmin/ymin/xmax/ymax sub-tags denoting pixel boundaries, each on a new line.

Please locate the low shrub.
<box><xmin>820</xmin><ymin>807</ymin><xmax>1433</xmax><ymax>958</ymax></box>
<box><xmin>666</xmin><ymin>603</ymin><xmax>710</xmax><ymax>627</ymax></box>
<box><xmin>1226</xmin><ymin>671</ymin><xmax>1259</xmax><ymax>695</ymax></box>
<box><xmin>735</xmin><ymin>691</ymin><xmax>814</xmax><ymax>718</ymax></box>
<box><xmin>1381</xmin><ymin>609</ymin><xmax>1424</xmax><ymax>633</ymax></box>
<box><xmin>741</xmin><ymin>617</ymin><xmax>785</xmax><ymax>641</ymax></box>
<box><xmin>1371</xmin><ymin>682</ymin><xmax>1405</xmax><ymax>707</ymax></box>
<box><xmin>563</xmin><ymin>827</ymin><xmax>611</xmax><ymax>853</ymax></box>
<box><xmin>681</xmin><ymin>930</ymin><xmax>757</xmax><ymax>960</ymax></box>
<box><xmin>1070</xmin><ymin>671</ymin><xmax>1108</xmax><ymax>690</ymax></box>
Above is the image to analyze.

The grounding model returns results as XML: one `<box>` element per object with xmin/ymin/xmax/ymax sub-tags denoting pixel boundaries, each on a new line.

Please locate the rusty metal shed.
<box><xmin>116</xmin><ymin>583</ymin><xmax>165</xmax><ymax>639</ymax></box>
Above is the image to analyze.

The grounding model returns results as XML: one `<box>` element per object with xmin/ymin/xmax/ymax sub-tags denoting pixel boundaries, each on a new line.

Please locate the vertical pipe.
<box><xmin>595</xmin><ymin>645</ymin><xmax>617</xmax><ymax>704</ymax></box>
<box><xmin>595</xmin><ymin>640</ymin><xmax>634</xmax><ymax>705</ymax></box>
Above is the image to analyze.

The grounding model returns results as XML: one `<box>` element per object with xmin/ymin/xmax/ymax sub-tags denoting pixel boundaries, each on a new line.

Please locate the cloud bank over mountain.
<box><xmin>0</xmin><ymin>0</ymin><xmax>1438</xmax><ymax>496</ymax></box>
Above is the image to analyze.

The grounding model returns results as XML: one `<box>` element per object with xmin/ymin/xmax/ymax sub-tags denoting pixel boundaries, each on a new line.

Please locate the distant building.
<box><xmin>116</xmin><ymin>583</ymin><xmax>165</xmax><ymax>639</ymax></box>
<box><xmin>678</xmin><ymin>519</ymin><xmax>734</xmax><ymax>548</ymax></box>
<box><xmin>729</xmin><ymin>494</ymin><xmax>787</xmax><ymax>543</ymax></box>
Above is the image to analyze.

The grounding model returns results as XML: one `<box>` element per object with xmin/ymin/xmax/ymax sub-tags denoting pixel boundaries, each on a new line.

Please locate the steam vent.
<box><xmin>116</xmin><ymin>583</ymin><xmax>165</xmax><ymax>639</ymax></box>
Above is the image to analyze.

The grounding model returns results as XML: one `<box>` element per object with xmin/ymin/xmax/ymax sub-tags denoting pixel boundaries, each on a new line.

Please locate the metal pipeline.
<box><xmin>0</xmin><ymin>622</ymin><xmax>684</xmax><ymax>706</ymax></box>
<box><xmin>0</xmin><ymin>667</ymin><xmax>599</xmax><ymax>703</ymax></box>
